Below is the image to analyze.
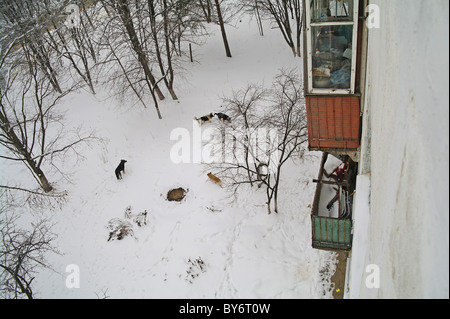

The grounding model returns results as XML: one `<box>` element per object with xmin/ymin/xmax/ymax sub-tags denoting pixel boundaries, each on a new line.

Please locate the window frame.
<box><xmin>305</xmin><ymin>0</ymin><xmax>359</xmax><ymax>94</ymax></box>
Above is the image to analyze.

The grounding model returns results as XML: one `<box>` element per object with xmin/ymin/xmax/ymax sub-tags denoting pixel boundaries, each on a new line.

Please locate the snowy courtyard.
<box><xmin>0</xmin><ymin>5</ymin><xmax>338</xmax><ymax>299</ymax></box>
<box><xmin>3</xmin><ymin>0</ymin><xmax>447</xmax><ymax>301</ymax></box>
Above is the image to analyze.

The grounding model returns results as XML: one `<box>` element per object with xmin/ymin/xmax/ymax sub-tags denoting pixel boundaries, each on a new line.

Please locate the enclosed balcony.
<box><xmin>303</xmin><ymin>0</ymin><xmax>364</xmax><ymax>154</ymax></box>
<box><xmin>310</xmin><ymin>152</ymin><xmax>357</xmax><ymax>251</ymax></box>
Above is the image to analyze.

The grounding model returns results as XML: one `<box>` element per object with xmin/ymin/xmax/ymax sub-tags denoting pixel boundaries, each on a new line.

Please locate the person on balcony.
<box><xmin>324</xmin><ymin>160</ymin><xmax>350</xmax><ymax>210</ymax></box>
<box><xmin>324</xmin><ymin>161</ymin><xmax>349</xmax><ymax>183</ymax></box>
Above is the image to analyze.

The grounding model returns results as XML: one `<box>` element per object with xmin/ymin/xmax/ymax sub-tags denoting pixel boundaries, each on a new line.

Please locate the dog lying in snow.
<box><xmin>214</xmin><ymin>112</ymin><xmax>231</xmax><ymax>123</ymax></box>
<box><xmin>194</xmin><ymin>113</ymin><xmax>214</xmax><ymax>125</ymax></box>
<box><xmin>207</xmin><ymin>172</ymin><xmax>222</xmax><ymax>188</ymax></box>
<box><xmin>115</xmin><ymin>159</ymin><xmax>127</xmax><ymax>180</ymax></box>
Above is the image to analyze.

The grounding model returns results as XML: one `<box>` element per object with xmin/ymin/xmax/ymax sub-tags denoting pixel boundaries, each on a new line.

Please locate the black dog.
<box><xmin>215</xmin><ymin>112</ymin><xmax>231</xmax><ymax>123</ymax></box>
<box><xmin>115</xmin><ymin>160</ymin><xmax>127</xmax><ymax>180</ymax></box>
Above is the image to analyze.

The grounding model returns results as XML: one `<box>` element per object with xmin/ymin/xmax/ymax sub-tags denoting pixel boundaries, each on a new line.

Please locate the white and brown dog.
<box><xmin>194</xmin><ymin>113</ymin><xmax>214</xmax><ymax>125</ymax></box>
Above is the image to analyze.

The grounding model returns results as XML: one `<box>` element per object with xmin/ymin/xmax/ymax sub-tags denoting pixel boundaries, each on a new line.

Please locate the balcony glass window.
<box><xmin>311</xmin><ymin>25</ymin><xmax>353</xmax><ymax>89</ymax></box>
<box><xmin>311</xmin><ymin>0</ymin><xmax>354</xmax><ymax>23</ymax></box>
<box><xmin>305</xmin><ymin>0</ymin><xmax>358</xmax><ymax>94</ymax></box>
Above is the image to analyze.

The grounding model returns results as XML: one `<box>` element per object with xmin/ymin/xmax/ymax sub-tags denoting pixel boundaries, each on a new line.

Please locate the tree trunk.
<box><xmin>33</xmin><ymin>165</ymin><xmax>53</xmax><ymax>193</ymax></box>
<box><xmin>214</xmin><ymin>0</ymin><xmax>232</xmax><ymax>58</ymax></box>
<box><xmin>294</xmin><ymin>0</ymin><xmax>303</xmax><ymax>57</ymax></box>
<box><xmin>71</xmin><ymin>29</ymin><xmax>96</xmax><ymax>94</ymax></box>
<box><xmin>148</xmin><ymin>0</ymin><xmax>174</xmax><ymax>99</ymax></box>
<box><xmin>47</xmin><ymin>25</ymin><xmax>96</xmax><ymax>95</ymax></box>
<box><xmin>0</xmin><ymin>111</ymin><xmax>53</xmax><ymax>192</ymax></box>
<box><xmin>264</xmin><ymin>0</ymin><xmax>297</xmax><ymax>57</ymax></box>
<box><xmin>273</xmin><ymin>173</ymin><xmax>280</xmax><ymax>214</ymax></box>
<box><xmin>281</xmin><ymin>0</ymin><xmax>296</xmax><ymax>56</ymax></box>
<box><xmin>149</xmin><ymin>86</ymin><xmax>163</xmax><ymax>119</ymax></box>
<box><xmin>109</xmin><ymin>42</ymin><xmax>148</xmax><ymax>109</ymax></box>
<box><xmin>117</xmin><ymin>0</ymin><xmax>165</xmax><ymax>101</ymax></box>
<box><xmin>266</xmin><ymin>178</ymin><xmax>274</xmax><ymax>214</ymax></box>
<box><xmin>255</xmin><ymin>0</ymin><xmax>264</xmax><ymax>36</ymax></box>
<box><xmin>199</xmin><ymin>0</ymin><xmax>212</xmax><ymax>23</ymax></box>
<box><xmin>162</xmin><ymin>0</ymin><xmax>178</xmax><ymax>100</ymax></box>
<box><xmin>24</xmin><ymin>40</ymin><xmax>62</xmax><ymax>94</ymax></box>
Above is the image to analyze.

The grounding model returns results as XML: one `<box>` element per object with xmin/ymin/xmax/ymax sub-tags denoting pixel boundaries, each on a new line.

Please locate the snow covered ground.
<box><xmin>1</xmin><ymin>15</ymin><xmax>340</xmax><ymax>299</ymax></box>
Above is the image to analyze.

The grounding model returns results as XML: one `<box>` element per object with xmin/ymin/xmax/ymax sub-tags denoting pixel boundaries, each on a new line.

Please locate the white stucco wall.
<box><xmin>350</xmin><ymin>0</ymin><xmax>449</xmax><ymax>298</ymax></box>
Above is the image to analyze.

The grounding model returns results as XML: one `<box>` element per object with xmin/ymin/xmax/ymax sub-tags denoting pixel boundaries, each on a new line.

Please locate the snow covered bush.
<box><xmin>107</xmin><ymin>218</ymin><xmax>135</xmax><ymax>242</ymax></box>
<box><xmin>107</xmin><ymin>206</ymin><xmax>148</xmax><ymax>241</ymax></box>
<box><xmin>123</xmin><ymin>206</ymin><xmax>148</xmax><ymax>227</ymax></box>
<box><xmin>185</xmin><ymin>257</ymin><xmax>206</xmax><ymax>284</ymax></box>
<box><xmin>132</xmin><ymin>211</ymin><xmax>148</xmax><ymax>227</ymax></box>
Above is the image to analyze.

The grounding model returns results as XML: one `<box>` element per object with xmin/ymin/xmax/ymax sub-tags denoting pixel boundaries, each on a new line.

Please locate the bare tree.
<box><xmin>41</xmin><ymin>1</ymin><xmax>99</xmax><ymax>95</ymax></box>
<box><xmin>219</xmin><ymin>83</ymin><xmax>269</xmax><ymax>187</ymax></box>
<box><xmin>207</xmin><ymin>69</ymin><xmax>307</xmax><ymax>214</ymax></box>
<box><xmin>163</xmin><ymin>0</ymin><xmax>178</xmax><ymax>100</ymax></box>
<box><xmin>214</xmin><ymin>0</ymin><xmax>232</xmax><ymax>57</ymax></box>
<box><xmin>96</xmin><ymin>0</ymin><xmax>161</xmax><ymax>117</ymax></box>
<box><xmin>99</xmin><ymin>0</ymin><xmax>202</xmax><ymax>118</ymax></box>
<box><xmin>0</xmin><ymin>210</ymin><xmax>59</xmax><ymax>299</ymax></box>
<box><xmin>0</xmin><ymin>185</ymin><xmax>67</xmax><ymax>210</ymax></box>
<box><xmin>241</xmin><ymin>0</ymin><xmax>265</xmax><ymax>36</ymax></box>
<box><xmin>198</xmin><ymin>0</ymin><xmax>213</xmax><ymax>23</ymax></box>
<box><xmin>243</xmin><ymin>0</ymin><xmax>303</xmax><ymax>57</ymax></box>
<box><xmin>263</xmin><ymin>69</ymin><xmax>308</xmax><ymax>212</ymax></box>
<box><xmin>149</xmin><ymin>0</ymin><xmax>179</xmax><ymax>101</ymax></box>
<box><xmin>98</xmin><ymin>0</ymin><xmax>210</xmax><ymax>115</ymax></box>
<box><xmin>95</xmin><ymin>9</ymin><xmax>150</xmax><ymax>110</ymax></box>
<box><xmin>148</xmin><ymin>0</ymin><xmax>172</xmax><ymax>99</ymax></box>
<box><xmin>105</xmin><ymin>0</ymin><xmax>166</xmax><ymax>118</ymax></box>
<box><xmin>0</xmin><ymin>0</ymin><xmax>102</xmax><ymax>97</ymax></box>
<box><xmin>0</xmin><ymin>48</ymin><xmax>95</xmax><ymax>192</ymax></box>
<box><xmin>0</xmin><ymin>0</ymin><xmax>64</xmax><ymax>93</ymax></box>
<box><xmin>292</xmin><ymin>0</ymin><xmax>302</xmax><ymax>57</ymax></box>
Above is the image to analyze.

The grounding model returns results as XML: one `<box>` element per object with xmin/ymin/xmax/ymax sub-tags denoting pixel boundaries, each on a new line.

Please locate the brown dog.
<box><xmin>207</xmin><ymin>172</ymin><xmax>222</xmax><ymax>188</ymax></box>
